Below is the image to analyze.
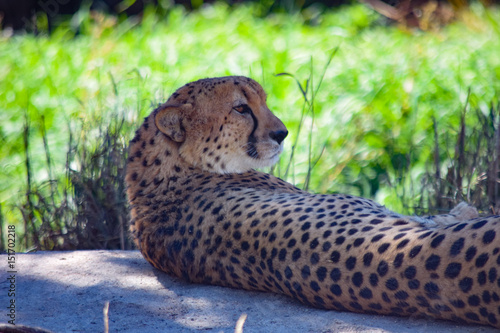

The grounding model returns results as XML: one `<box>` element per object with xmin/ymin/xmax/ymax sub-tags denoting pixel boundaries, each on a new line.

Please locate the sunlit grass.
<box><xmin>1</xmin><ymin>3</ymin><xmax>500</xmax><ymax>247</ymax></box>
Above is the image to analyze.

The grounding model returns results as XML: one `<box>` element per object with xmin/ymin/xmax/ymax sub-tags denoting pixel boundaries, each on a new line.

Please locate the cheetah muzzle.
<box><xmin>126</xmin><ymin>76</ymin><xmax>500</xmax><ymax>328</ymax></box>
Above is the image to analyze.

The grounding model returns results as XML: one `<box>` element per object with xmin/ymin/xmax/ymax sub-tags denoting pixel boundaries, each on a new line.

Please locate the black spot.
<box><xmin>393</xmin><ymin>253</ymin><xmax>404</xmax><ymax>268</ymax></box>
<box><xmin>450</xmin><ymin>238</ymin><xmax>465</xmax><ymax>256</ymax></box>
<box><xmin>393</xmin><ymin>233</ymin><xmax>406</xmax><ymax>240</ymax></box>
<box><xmin>301</xmin><ymin>265</ymin><xmax>311</xmax><ymax>279</ymax></box>
<box><xmin>482</xmin><ymin>290</ymin><xmax>491</xmax><ymax>304</ymax></box>
<box><xmin>468</xmin><ymin>295</ymin><xmax>481</xmax><ymax>306</ymax></box>
<box><xmin>211</xmin><ymin>205</ymin><xmax>223</xmax><ymax>215</ymax></box>
<box><xmin>350</xmin><ymin>302</ymin><xmax>363</xmax><ymax>311</ymax></box>
<box><xmin>360</xmin><ymin>287</ymin><xmax>373</xmax><ymax>299</ymax></box>
<box><xmin>260</xmin><ymin>248</ymin><xmax>267</xmax><ymax>260</ymax></box>
<box><xmin>444</xmin><ymin>262</ymin><xmax>462</xmax><ymax>279</ymax></box>
<box><xmin>363</xmin><ymin>253</ymin><xmax>374</xmax><ymax>267</ymax></box>
<box><xmin>335</xmin><ymin>236</ymin><xmax>346</xmax><ymax>245</ymax></box>
<box><xmin>293</xmin><ymin>281</ymin><xmax>302</xmax><ymax>291</ymax></box>
<box><xmin>169</xmin><ymin>240</ymin><xmax>183</xmax><ymax>254</ymax></box>
<box><xmin>179</xmin><ymin>226</ymin><xmax>186</xmax><ymax>236</ymax></box>
<box><xmin>371</xmin><ymin>234</ymin><xmax>384</xmax><ymax>242</ymax></box>
<box><xmin>418</xmin><ymin>231</ymin><xmax>433</xmax><ymax>239</ymax></box>
<box><xmin>316</xmin><ymin>267</ymin><xmax>327</xmax><ymax>282</ymax></box>
<box><xmin>369</xmin><ymin>273</ymin><xmax>379</xmax><ymax>287</ymax></box>
<box><xmin>408</xmin><ymin>279</ymin><xmax>420</xmax><ymax>290</ymax></box>
<box><xmin>475</xmin><ymin>253</ymin><xmax>489</xmax><ymax>268</ymax></box>
<box><xmin>377</xmin><ymin>261</ymin><xmax>389</xmax><ymax>277</ymax></box>
<box><xmin>353</xmin><ymin>238</ymin><xmax>365</xmax><ymax>247</ymax></box>
<box><xmin>279</xmin><ymin>249</ymin><xmax>287</xmax><ymax>261</ymax></box>
<box><xmin>285</xmin><ymin>266</ymin><xmax>293</xmax><ymax>279</ymax></box>
<box><xmin>471</xmin><ymin>220</ymin><xmax>487</xmax><ymax>229</ymax></box>
<box><xmin>330</xmin><ymin>268</ymin><xmax>341</xmax><ymax>282</ymax></box>
<box><xmin>156</xmin><ymin>226</ymin><xmax>175</xmax><ymax>236</ymax></box>
<box><xmin>352</xmin><ymin>272</ymin><xmax>363</xmax><ymax>287</ymax></box>
<box><xmin>284</xmin><ymin>229</ymin><xmax>293</xmax><ymax>239</ymax></box>
<box><xmin>301</xmin><ymin>232</ymin><xmax>310</xmax><ymax>244</ymax></box>
<box><xmin>396</xmin><ymin>239</ymin><xmax>410</xmax><ymax>249</ymax></box>
<box><xmin>310</xmin><ymin>281</ymin><xmax>321</xmax><ymax>292</ymax></box>
<box><xmin>451</xmin><ymin>299</ymin><xmax>465</xmax><ymax>308</ymax></box>
<box><xmin>378</xmin><ymin>243</ymin><xmax>390</xmax><ymax>254</ymax></box>
<box><xmin>230</xmin><ymin>256</ymin><xmax>240</xmax><ymax>264</ymax></box>
<box><xmin>345</xmin><ymin>256</ymin><xmax>357</xmax><ymax>270</ymax></box>
<box><xmin>385</xmin><ymin>278</ymin><xmax>399</xmax><ymax>291</ymax></box>
<box><xmin>489</xmin><ymin>267</ymin><xmax>497</xmax><ymax>283</ymax></box>
<box><xmin>330</xmin><ymin>284</ymin><xmax>342</xmax><ymax>296</ymax></box>
<box><xmin>292</xmin><ymin>249</ymin><xmax>301</xmax><ymax>261</ymax></box>
<box><xmin>395</xmin><ymin>290</ymin><xmax>409</xmax><ymax>300</ymax></box>
<box><xmin>424</xmin><ymin>282</ymin><xmax>440</xmax><ymax>299</ymax></box>
<box><xmin>465</xmin><ymin>312</ymin><xmax>480</xmax><ymax>321</ymax></box>
<box><xmin>466</xmin><ymin>246</ymin><xmax>477</xmax><ymax>261</ymax></box>
<box><xmin>409</xmin><ymin>245</ymin><xmax>422</xmax><ymax>258</ymax></box>
<box><xmin>483</xmin><ymin>230</ymin><xmax>496</xmax><ymax>245</ymax></box>
<box><xmin>425</xmin><ymin>254</ymin><xmax>441</xmax><ymax>271</ymax></box>
<box><xmin>459</xmin><ymin>277</ymin><xmax>473</xmax><ymax>293</ymax></box>
<box><xmin>330</xmin><ymin>251</ymin><xmax>340</xmax><ymax>263</ymax></box>
<box><xmin>430</xmin><ymin>234</ymin><xmax>445</xmax><ymax>248</ymax></box>
<box><xmin>452</xmin><ymin>223</ymin><xmax>467</xmax><ymax>232</ymax></box>
<box><xmin>301</xmin><ymin>221</ymin><xmax>311</xmax><ymax>229</ymax></box>
<box><xmin>404</xmin><ymin>266</ymin><xmax>416</xmax><ymax>279</ymax></box>
<box><xmin>322</xmin><ymin>241</ymin><xmax>332</xmax><ymax>252</ymax></box>
<box><xmin>310</xmin><ymin>252</ymin><xmax>320</xmax><ymax>265</ymax></box>
<box><xmin>310</xmin><ymin>238</ymin><xmax>319</xmax><ymax>249</ymax></box>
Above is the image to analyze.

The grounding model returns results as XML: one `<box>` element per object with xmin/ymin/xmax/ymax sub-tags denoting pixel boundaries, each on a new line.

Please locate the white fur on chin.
<box><xmin>215</xmin><ymin>145</ymin><xmax>283</xmax><ymax>174</ymax></box>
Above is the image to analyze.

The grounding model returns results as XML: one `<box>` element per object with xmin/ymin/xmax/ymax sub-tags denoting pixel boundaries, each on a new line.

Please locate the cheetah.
<box><xmin>126</xmin><ymin>76</ymin><xmax>500</xmax><ymax>328</ymax></box>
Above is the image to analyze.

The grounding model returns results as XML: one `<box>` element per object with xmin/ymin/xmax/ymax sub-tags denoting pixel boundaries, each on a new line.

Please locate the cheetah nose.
<box><xmin>270</xmin><ymin>130</ymin><xmax>288</xmax><ymax>144</ymax></box>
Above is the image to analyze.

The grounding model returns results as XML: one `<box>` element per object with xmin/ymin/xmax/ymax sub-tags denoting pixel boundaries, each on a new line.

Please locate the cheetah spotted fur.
<box><xmin>126</xmin><ymin>76</ymin><xmax>500</xmax><ymax>328</ymax></box>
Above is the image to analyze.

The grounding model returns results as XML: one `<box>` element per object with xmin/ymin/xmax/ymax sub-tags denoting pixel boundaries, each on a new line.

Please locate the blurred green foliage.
<box><xmin>1</xmin><ymin>3</ymin><xmax>500</xmax><ymax>249</ymax></box>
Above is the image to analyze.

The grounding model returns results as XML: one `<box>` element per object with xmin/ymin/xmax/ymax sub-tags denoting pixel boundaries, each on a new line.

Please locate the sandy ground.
<box><xmin>1</xmin><ymin>250</ymin><xmax>498</xmax><ymax>333</ymax></box>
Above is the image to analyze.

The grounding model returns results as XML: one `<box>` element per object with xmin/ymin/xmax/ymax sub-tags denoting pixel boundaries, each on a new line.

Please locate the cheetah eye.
<box><xmin>233</xmin><ymin>104</ymin><xmax>251</xmax><ymax>114</ymax></box>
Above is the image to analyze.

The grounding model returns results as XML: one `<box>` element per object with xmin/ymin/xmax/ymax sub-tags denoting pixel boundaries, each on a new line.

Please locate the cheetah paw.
<box><xmin>450</xmin><ymin>202</ymin><xmax>479</xmax><ymax>221</ymax></box>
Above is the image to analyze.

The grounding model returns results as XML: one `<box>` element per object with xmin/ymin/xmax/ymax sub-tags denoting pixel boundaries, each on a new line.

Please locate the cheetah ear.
<box><xmin>155</xmin><ymin>104</ymin><xmax>192</xmax><ymax>143</ymax></box>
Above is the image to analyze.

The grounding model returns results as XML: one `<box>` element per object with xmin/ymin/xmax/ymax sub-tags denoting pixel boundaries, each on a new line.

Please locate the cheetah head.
<box><xmin>154</xmin><ymin>76</ymin><xmax>288</xmax><ymax>174</ymax></box>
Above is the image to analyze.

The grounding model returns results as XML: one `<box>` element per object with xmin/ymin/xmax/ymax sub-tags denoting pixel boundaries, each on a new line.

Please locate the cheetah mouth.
<box><xmin>240</xmin><ymin>140</ymin><xmax>283</xmax><ymax>170</ymax></box>
<box><xmin>263</xmin><ymin>143</ymin><xmax>284</xmax><ymax>163</ymax></box>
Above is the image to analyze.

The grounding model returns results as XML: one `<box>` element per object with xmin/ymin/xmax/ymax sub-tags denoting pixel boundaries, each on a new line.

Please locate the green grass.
<box><xmin>1</xmin><ymin>3</ymin><xmax>500</xmax><ymax>250</ymax></box>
